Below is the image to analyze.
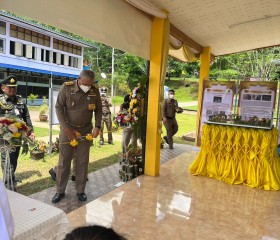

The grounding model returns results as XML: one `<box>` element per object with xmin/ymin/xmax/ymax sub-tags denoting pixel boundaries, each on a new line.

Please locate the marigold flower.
<box><xmin>70</xmin><ymin>139</ymin><xmax>78</xmax><ymax>147</ymax></box>
<box><xmin>85</xmin><ymin>134</ymin><xmax>93</xmax><ymax>141</ymax></box>
<box><xmin>12</xmin><ymin>132</ymin><xmax>21</xmax><ymax>138</ymax></box>
<box><xmin>14</xmin><ymin>122</ymin><xmax>22</xmax><ymax>128</ymax></box>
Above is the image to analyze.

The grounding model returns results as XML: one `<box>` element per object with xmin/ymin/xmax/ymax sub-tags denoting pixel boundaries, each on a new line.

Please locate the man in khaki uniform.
<box><xmin>52</xmin><ymin>70</ymin><xmax>102</xmax><ymax>203</ymax></box>
<box><xmin>99</xmin><ymin>87</ymin><xmax>113</xmax><ymax>145</ymax></box>
<box><xmin>162</xmin><ymin>89</ymin><xmax>179</xmax><ymax>149</ymax></box>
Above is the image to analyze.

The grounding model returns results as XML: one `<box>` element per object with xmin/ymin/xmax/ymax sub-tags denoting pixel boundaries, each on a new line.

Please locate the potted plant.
<box><xmin>39</xmin><ymin>96</ymin><xmax>49</xmax><ymax>122</ymax></box>
<box><xmin>27</xmin><ymin>93</ymin><xmax>38</xmax><ymax>106</ymax></box>
<box><xmin>29</xmin><ymin>140</ymin><xmax>46</xmax><ymax>160</ymax></box>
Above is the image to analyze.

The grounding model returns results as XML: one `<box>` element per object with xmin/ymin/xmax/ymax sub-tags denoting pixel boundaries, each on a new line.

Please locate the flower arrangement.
<box><xmin>0</xmin><ymin>117</ymin><xmax>30</xmax><ymax>152</ymax></box>
<box><xmin>113</xmin><ymin>84</ymin><xmax>144</xmax><ymax>129</ymax></box>
<box><xmin>128</xmin><ymin>85</ymin><xmax>142</xmax><ymax>124</ymax></box>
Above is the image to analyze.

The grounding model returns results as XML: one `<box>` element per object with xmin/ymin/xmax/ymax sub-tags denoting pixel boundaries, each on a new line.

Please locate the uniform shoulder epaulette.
<box><xmin>65</xmin><ymin>81</ymin><xmax>74</xmax><ymax>86</ymax></box>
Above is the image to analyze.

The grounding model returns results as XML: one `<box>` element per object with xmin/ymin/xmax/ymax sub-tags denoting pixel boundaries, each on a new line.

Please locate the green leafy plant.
<box><xmin>39</xmin><ymin>96</ymin><xmax>49</xmax><ymax>116</ymax></box>
<box><xmin>27</xmin><ymin>94</ymin><xmax>38</xmax><ymax>104</ymax></box>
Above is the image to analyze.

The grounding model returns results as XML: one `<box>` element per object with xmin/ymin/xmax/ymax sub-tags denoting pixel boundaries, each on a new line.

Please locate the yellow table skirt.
<box><xmin>190</xmin><ymin>124</ymin><xmax>280</xmax><ymax>190</ymax></box>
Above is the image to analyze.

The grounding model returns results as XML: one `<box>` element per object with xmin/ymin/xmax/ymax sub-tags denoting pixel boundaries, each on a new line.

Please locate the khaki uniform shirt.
<box><xmin>162</xmin><ymin>99</ymin><xmax>178</xmax><ymax>118</ymax></box>
<box><xmin>0</xmin><ymin>94</ymin><xmax>33</xmax><ymax>130</ymax></box>
<box><xmin>101</xmin><ymin>96</ymin><xmax>112</xmax><ymax>114</ymax></box>
<box><xmin>55</xmin><ymin>80</ymin><xmax>102</xmax><ymax>130</ymax></box>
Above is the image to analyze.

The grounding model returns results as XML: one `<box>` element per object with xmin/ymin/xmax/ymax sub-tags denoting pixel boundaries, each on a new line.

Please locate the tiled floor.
<box><xmin>29</xmin><ymin>143</ymin><xmax>190</xmax><ymax>213</ymax></box>
<box><xmin>66</xmin><ymin>145</ymin><xmax>280</xmax><ymax>240</ymax></box>
<box><xmin>29</xmin><ymin>143</ymin><xmax>280</xmax><ymax>239</ymax></box>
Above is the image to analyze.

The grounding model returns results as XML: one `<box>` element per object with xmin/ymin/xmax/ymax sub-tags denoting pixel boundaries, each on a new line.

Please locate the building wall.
<box><xmin>0</xmin><ymin>15</ymin><xmax>86</xmax><ymax>82</ymax></box>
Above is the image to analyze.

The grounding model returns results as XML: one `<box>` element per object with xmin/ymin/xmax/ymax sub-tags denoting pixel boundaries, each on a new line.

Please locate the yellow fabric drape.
<box><xmin>169</xmin><ymin>43</ymin><xmax>198</xmax><ymax>62</ymax></box>
<box><xmin>190</xmin><ymin>124</ymin><xmax>280</xmax><ymax>191</ymax></box>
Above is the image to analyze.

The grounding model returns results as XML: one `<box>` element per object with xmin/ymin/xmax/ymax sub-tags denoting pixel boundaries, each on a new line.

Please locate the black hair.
<box><xmin>63</xmin><ymin>225</ymin><xmax>126</xmax><ymax>240</ymax></box>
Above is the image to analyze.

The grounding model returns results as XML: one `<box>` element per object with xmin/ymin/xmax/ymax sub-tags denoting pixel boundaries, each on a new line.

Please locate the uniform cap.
<box><xmin>1</xmin><ymin>75</ymin><xmax>17</xmax><ymax>87</ymax></box>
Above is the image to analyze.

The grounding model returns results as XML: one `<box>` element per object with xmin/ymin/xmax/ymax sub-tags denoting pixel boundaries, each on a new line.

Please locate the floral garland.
<box><xmin>68</xmin><ymin>133</ymin><xmax>93</xmax><ymax>147</ymax></box>
<box><xmin>0</xmin><ymin>116</ymin><xmax>30</xmax><ymax>153</ymax></box>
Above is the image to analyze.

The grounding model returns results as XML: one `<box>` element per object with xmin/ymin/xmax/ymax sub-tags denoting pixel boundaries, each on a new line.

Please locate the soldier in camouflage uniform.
<box><xmin>99</xmin><ymin>87</ymin><xmax>113</xmax><ymax>145</ymax></box>
<box><xmin>0</xmin><ymin>75</ymin><xmax>34</xmax><ymax>190</ymax></box>
<box><xmin>52</xmin><ymin>70</ymin><xmax>102</xmax><ymax>203</ymax></box>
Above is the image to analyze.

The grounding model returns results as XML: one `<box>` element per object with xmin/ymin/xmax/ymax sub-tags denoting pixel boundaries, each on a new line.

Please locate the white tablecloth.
<box><xmin>0</xmin><ymin>181</ymin><xmax>14</xmax><ymax>240</ymax></box>
<box><xmin>7</xmin><ymin>190</ymin><xmax>70</xmax><ymax>240</ymax></box>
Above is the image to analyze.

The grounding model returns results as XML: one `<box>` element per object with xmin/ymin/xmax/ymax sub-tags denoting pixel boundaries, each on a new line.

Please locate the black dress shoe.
<box><xmin>77</xmin><ymin>193</ymin><xmax>87</xmax><ymax>201</ymax></box>
<box><xmin>52</xmin><ymin>193</ymin><xmax>65</xmax><ymax>203</ymax></box>
<box><xmin>49</xmin><ymin>168</ymin><xmax>56</xmax><ymax>181</ymax></box>
<box><xmin>108</xmin><ymin>141</ymin><xmax>114</xmax><ymax>145</ymax></box>
<box><xmin>163</xmin><ymin>136</ymin><xmax>169</xmax><ymax>144</ymax></box>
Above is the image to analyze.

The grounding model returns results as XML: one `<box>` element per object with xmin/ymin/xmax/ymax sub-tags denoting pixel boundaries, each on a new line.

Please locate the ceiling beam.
<box><xmin>170</xmin><ymin>23</ymin><xmax>215</xmax><ymax>60</ymax></box>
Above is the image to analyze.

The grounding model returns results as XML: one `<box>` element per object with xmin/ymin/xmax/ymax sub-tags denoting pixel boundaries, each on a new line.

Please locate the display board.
<box><xmin>239</xmin><ymin>81</ymin><xmax>277</xmax><ymax>122</ymax></box>
<box><xmin>200</xmin><ymin>81</ymin><xmax>235</xmax><ymax>133</ymax></box>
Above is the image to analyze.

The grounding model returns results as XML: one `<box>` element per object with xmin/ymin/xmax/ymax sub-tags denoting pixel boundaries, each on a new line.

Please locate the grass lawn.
<box><xmin>162</xmin><ymin>113</ymin><xmax>197</xmax><ymax>144</ymax></box>
<box><xmin>34</xmin><ymin>126</ymin><xmax>60</xmax><ymax>138</ymax></box>
<box><xmin>3</xmin><ymin>141</ymin><xmax>122</xmax><ymax>196</ymax></box>
<box><xmin>165</xmin><ymin>77</ymin><xmax>199</xmax><ymax>102</ymax></box>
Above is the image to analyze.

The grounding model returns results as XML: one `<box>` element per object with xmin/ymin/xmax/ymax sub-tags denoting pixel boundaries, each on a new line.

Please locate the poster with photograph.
<box><xmin>239</xmin><ymin>81</ymin><xmax>277</xmax><ymax>123</ymax></box>
<box><xmin>200</xmin><ymin>81</ymin><xmax>235</xmax><ymax>131</ymax></box>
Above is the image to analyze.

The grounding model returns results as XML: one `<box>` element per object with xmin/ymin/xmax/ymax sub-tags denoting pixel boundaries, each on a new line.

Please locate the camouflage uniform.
<box><xmin>55</xmin><ymin>80</ymin><xmax>102</xmax><ymax>194</ymax></box>
<box><xmin>100</xmin><ymin>95</ymin><xmax>113</xmax><ymax>144</ymax></box>
<box><xmin>162</xmin><ymin>98</ymin><xmax>179</xmax><ymax>148</ymax></box>
<box><xmin>0</xmin><ymin>78</ymin><xmax>33</xmax><ymax>187</ymax></box>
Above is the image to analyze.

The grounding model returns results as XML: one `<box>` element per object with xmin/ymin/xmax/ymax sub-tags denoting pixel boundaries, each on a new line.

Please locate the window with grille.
<box><xmin>10</xmin><ymin>24</ymin><xmax>50</xmax><ymax>47</ymax></box>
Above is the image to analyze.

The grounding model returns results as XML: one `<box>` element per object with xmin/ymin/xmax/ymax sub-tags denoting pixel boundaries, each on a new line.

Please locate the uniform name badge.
<box><xmin>88</xmin><ymin>104</ymin><xmax>96</xmax><ymax>110</ymax></box>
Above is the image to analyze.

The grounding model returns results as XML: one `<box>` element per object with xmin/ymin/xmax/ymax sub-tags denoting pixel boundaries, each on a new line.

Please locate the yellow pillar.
<box><xmin>196</xmin><ymin>47</ymin><xmax>211</xmax><ymax>146</ymax></box>
<box><xmin>145</xmin><ymin>16</ymin><xmax>169</xmax><ymax>176</ymax></box>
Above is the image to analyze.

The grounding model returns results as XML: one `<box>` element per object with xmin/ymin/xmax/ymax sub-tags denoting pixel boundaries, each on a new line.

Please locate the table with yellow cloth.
<box><xmin>190</xmin><ymin>124</ymin><xmax>280</xmax><ymax>190</ymax></box>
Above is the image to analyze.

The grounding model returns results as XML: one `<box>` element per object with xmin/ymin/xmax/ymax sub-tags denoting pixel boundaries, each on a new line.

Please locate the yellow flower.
<box><xmin>85</xmin><ymin>134</ymin><xmax>93</xmax><ymax>141</ymax></box>
<box><xmin>112</xmin><ymin>122</ymin><xmax>117</xmax><ymax>128</ymax></box>
<box><xmin>70</xmin><ymin>139</ymin><xmax>78</xmax><ymax>147</ymax></box>
<box><xmin>14</xmin><ymin>122</ymin><xmax>22</xmax><ymax>128</ymax></box>
<box><xmin>132</xmin><ymin>99</ymin><xmax>138</xmax><ymax>104</ymax></box>
<box><xmin>130</xmin><ymin>101</ymin><xmax>134</xmax><ymax>108</ymax></box>
<box><xmin>132</xmin><ymin>108</ymin><xmax>138</xmax><ymax>113</ymax></box>
<box><xmin>39</xmin><ymin>141</ymin><xmax>45</xmax><ymax>151</ymax></box>
<box><xmin>12</xmin><ymin>132</ymin><xmax>21</xmax><ymax>138</ymax></box>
